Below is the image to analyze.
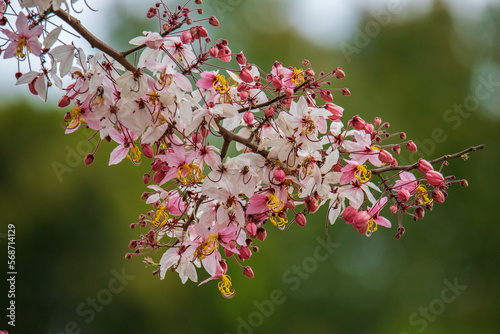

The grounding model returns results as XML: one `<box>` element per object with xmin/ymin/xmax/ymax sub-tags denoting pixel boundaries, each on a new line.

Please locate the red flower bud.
<box><xmin>243</xmin><ymin>111</ymin><xmax>254</xmax><ymax>125</ymax></box>
<box><xmin>180</xmin><ymin>31</ymin><xmax>192</xmax><ymax>44</ymax></box>
<box><xmin>415</xmin><ymin>207</ymin><xmax>425</xmax><ymax>219</ymax></box>
<box><xmin>243</xmin><ymin>266</ymin><xmax>254</xmax><ymax>278</ymax></box>
<box><xmin>271</xmin><ymin>76</ymin><xmax>284</xmax><ymax>89</ymax></box>
<box><xmin>209</xmin><ymin>16</ymin><xmax>219</xmax><ymax>26</ymax></box>
<box><xmin>295</xmin><ymin>213</ymin><xmax>307</xmax><ymax>227</ymax></box>
<box><xmin>379</xmin><ymin>149</ymin><xmax>393</xmax><ymax>164</ymax></box>
<box><xmin>143</xmin><ymin>173</ymin><xmax>151</xmax><ymax>184</ymax></box>
<box><xmin>417</xmin><ymin>159</ymin><xmax>433</xmax><ymax>174</ymax></box>
<box><xmin>141</xmin><ymin>144</ymin><xmax>155</xmax><ymax>159</ymax></box>
<box><xmin>432</xmin><ymin>189</ymin><xmax>445</xmax><ymax>203</ymax></box>
<box><xmin>351</xmin><ymin>115</ymin><xmax>365</xmax><ymax>130</ymax></box>
<box><xmin>84</xmin><ymin>153</ymin><xmax>94</xmax><ymax>166</ymax></box>
<box><xmin>240</xmin><ymin>68</ymin><xmax>253</xmax><ymax>83</ymax></box>
<box><xmin>426</xmin><ymin>171</ymin><xmax>444</xmax><ymax>187</ymax></box>
<box><xmin>209</xmin><ymin>46</ymin><xmax>219</xmax><ymax>57</ymax></box>
<box><xmin>305</xmin><ymin>196</ymin><xmax>319</xmax><ymax>213</ymax></box>
<box><xmin>397</xmin><ymin>188</ymin><xmax>411</xmax><ymax>202</ymax></box>
<box><xmin>236</xmin><ymin>52</ymin><xmax>246</xmax><ymax>65</ymax></box>
<box><xmin>325</xmin><ymin>103</ymin><xmax>343</xmax><ymax>120</ymax></box>
<box><xmin>239</xmin><ymin>246</ymin><xmax>252</xmax><ymax>260</ymax></box>
<box><xmin>406</xmin><ymin>140</ymin><xmax>418</xmax><ymax>152</ymax></box>
<box><xmin>256</xmin><ymin>227</ymin><xmax>267</xmax><ymax>241</ymax></box>
<box><xmin>320</xmin><ymin>89</ymin><xmax>333</xmax><ymax>102</ymax></box>
<box><xmin>245</xmin><ymin>222</ymin><xmax>257</xmax><ymax>237</ymax></box>
<box><xmin>335</xmin><ymin>67</ymin><xmax>346</xmax><ymax>78</ymax></box>
<box><xmin>342</xmin><ymin>206</ymin><xmax>358</xmax><ymax>223</ymax></box>
<box><xmin>58</xmin><ymin>95</ymin><xmax>71</xmax><ymax>108</ymax></box>
<box><xmin>273</xmin><ymin>169</ymin><xmax>285</xmax><ymax>183</ymax></box>
<box><xmin>265</xmin><ymin>105</ymin><xmax>275</xmax><ymax>117</ymax></box>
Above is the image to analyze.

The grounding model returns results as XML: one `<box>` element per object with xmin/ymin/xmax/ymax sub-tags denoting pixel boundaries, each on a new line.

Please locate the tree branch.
<box><xmin>53</xmin><ymin>8</ymin><xmax>138</xmax><ymax>72</ymax></box>
<box><xmin>371</xmin><ymin>144</ymin><xmax>485</xmax><ymax>175</ymax></box>
<box><xmin>216</xmin><ymin>120</ymin><xmax>269</xmax><ymax>158</ymax></box>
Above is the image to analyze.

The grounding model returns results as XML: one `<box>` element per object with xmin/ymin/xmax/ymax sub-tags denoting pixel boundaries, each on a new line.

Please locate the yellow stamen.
<box><xmin>152</xmin><ymin>206</ymin><xmax>169</xmax><ymax>227</ymax></box>
<box><xmin>148</xmin><ymin>91</ymin><xmax>161</xmax><ymax>106</ymax></box>
<box><xmin>218</xmin><ymin>274</ymin><xmax>235</xmax><ymax>298</ymax></box>
<box><xmin>302</xmin><ymin>119</ymin><xmax>316</xmax><ymax>135</ymax></box>
<box><xmin>15</xmin><ymin>37</ymin><xmax>31</xmax><ymax>58</ymax></box>
<box><xmin>67</xmin><ymin>106</ymin><xmax>83</xmax><ymax>129</ymax></box>
<box><xmin>177</xmin><ymin>163</ymin><xmax>204</xmax><ymax>184</ymax></box>
<box><xmin>266</xmin><ymin>194</ymin><xmax>284</xmax><ymax>213</ymax></box>
<box><xmin>366</xmin><ymin>218</ymin><xmax>378</xmax><ymax>236</ymax></box>
<box><xmin>213</xmin><ymin>74</ymin><xmax>235</xmax><ymax>94</ymax></box>
<box><xmin>291</xmin><ymin>67</ymin><xmax>305</xmax><ymax>86</ymax></box>
<box><xmin>200</xmin><ymin>233</ymin><xmax>219</xmax><ymax>258</ymax></box>
<box><xmin>416</xmin><ymin>184</ymin><xmax>433</xmax><ymax>204</ymax></box>
<box><xmin>354</xmin><ymin>164</ymin><xmax>372</xmax><ymax>183</ymax></box>
<box><xmin>371</xmin><ymin>145</ymin><xmax>381</xmax><ymax>151</ymax></box>
<box><xmin>270</xmin><ymin>215</ymin><xmax>287</xmax><ymax>227</ymax></box>
<box><xmin>126</xmin><ymin>144</ymin><xmax>142</xmax><ymax>163</ymax></box>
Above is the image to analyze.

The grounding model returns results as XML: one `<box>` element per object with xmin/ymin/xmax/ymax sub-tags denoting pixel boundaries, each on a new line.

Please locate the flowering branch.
<box><xmin>371</xmin><ymin>144</ymin><xmax>486</xmax><ymax>175</ymax></box>
<box><xmin>0</xmin><ymin>0</ymin><xmax>485</xmax><ymax>299</ymax></box>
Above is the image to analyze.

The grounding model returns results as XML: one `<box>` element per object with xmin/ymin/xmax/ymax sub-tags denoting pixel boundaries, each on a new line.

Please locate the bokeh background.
<box><xmin>1</xmin><ymin>0</ymin><xmax>499</xmax><ymax>333</ymax></box>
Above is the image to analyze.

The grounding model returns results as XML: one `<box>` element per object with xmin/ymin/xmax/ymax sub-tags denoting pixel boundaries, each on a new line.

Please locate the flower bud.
<box><xmin>153</xmin><ymin>171</ymin><xmax>165</xmax><ymax>183</ymax></box>
<box><xmin>271</xmin><ymin>76</ymin><xmax>284</xmax><ymax>89</ymax></box>
<box><xmin>191</xmin><ymin>132</ymin><xmax>203</xmax><ymax>144</ymax></box>
<box><xmin>406</xmin><ymin>140</ymin><xmax>417</xmax><ymax>152</ymax></box>
<box><xmin>417</xmin><ymin>159</ymin><xmax>433</xmax><ymax>174</ymax></box>
<box><xmin>129</xmin><ymin>240</ymin><xmax>137</xmax><ymax>249</ymax></box>
<box><xmin>460</xmin><ymin>179</ymin><xmax>468</xmax><ymax>187</ymax></box>
<box><xmin>342</xmin><ymin>206</ymin><xmax>358</xmax><ymax>223</ymax></box>
<box><xmin>245</xmin><ymin>222</ymin><xmax>257</xmax><ymax>236</ymax></box>
<box><xmin>224</xmin><ymin>248</ymin><xmax>234</xmax><ymax>257</ymax></box>
<box><xmin>84</xmin><ymin>153</ymin><xmax>95</xmax><ymax>166</ymax></box>
<box><xmin>320</xmin><ymin>90</ymin><xmax>333</xmax><ymax>102</ymax></box>
<box><xmin>335</xmin><ymin>67</ymin><xmax>346</xmax><ymax>79</ymax></box>
<box><xmin>295</xmin><ymin>213</ymin><xmax>307</xmax><ymax>227</ymax></box>
<box><xmin>239</xmin><ymin>246</ymin><xmax>252</xmax><ymax>260</ymax></box>
<box><xmin>58</xmin><ymin>95</ymin><xmax>71</xmax><ymax>108</ymax></box>
<box><xmin>392</xmin><ymin>145</ymin><xmax>401</xmax><ymax>155</ymax></box>
<box><xmin>239</xmin><ymin>90</ymin><xmax>249</xmax><ymax>100</ymax></box>
<box><xmin>143</xmin><ymin>173</ymin><xmax>151</xmax><ymax>184</ymax></box>
<box><xmin>197</xmin><ymin>26</ymin><xmax>208</xmax><ymax>38</ymax></box>
<box><xmin>125</xmin><ymin>253</ymin><xmax>133</xmax><ymax>259</ymax></box>
<box><xmin>180</xmin><ymin>31</ymin><xmax>192</xmax><ymax>44</ymax></box>
<box><xmin>415</xmin><ymin>206</ymin><xmax>425</xmax><ymax>219</ymax></box>
<box><xmin>265</xmin><ymin>105</ymin><xmax>275</xmax><ymax>117</ymax></box>
<box><xmin>237</xmin><ymin>82</ymin><xmax>247</xmax><ymax>92</ymax></box>
<box><xmin>284</xmin><ymin>199</ymin><xmax>295</xmax><ymax>210</ymax></box>
<box><xmin>219</xmin><ymin>259</ymin><xmax>228</xmax><ymax>272</ymax></box>
<box><xmin>243</xmin><ymin>111</ymin><xmax>254</xmax><ymax>125</ymax></box>
<box><xmin>273</xmin><ymin>169</ymin><xmax>285</xmax><ymax>183</ymax></box>
<box><xmin>342</xmin><ymin>87</ymin><xmax>351</xmax><ymax>96</ymax></box>
<box><xmin>432</xmin><ymin>189</ymin><xmax>445</xmax><ymax>203</ymax></box>
<box><xmin>209</xmin><ymin>16</ymin><xmax>219</xmax><ymax>26</ymax></box>
<box><xmin>141</xmin><ymin>144</ymin><xmax>154</xmax><ymax>158</ymax></box>
<box><xmin>240</xmin><ymin>68</ymin><xmax>253</xmax><ymax>83</ymax></box>
<box><xmin>390</xmin><ymin>205</ymin><xmax>398</xmax><ymax>213</ymax></box>
<box><xmin>426</xmin><ymin>170</ymin><xmax>444</xmax><ymax>187</ymax></box>
<box><xmin>236</xmin><ymin>52</ymin><xmax>246</xmax><ymax>65</ymax></box>
<box><xmin>285</xmin><ymin>87</ymin><xmax>294</xmax><ymax>97</ymax></box>
<box><xmin>351</xmin><ymin>115</ymin><xmax>365</xmax><ymax>130</ymax></box>
<box><xmin>397</xmin><ymin>188</ymin><xmax>411</xmax><ymax>202</ymax></box>
<box><xmin>379</xmin><ymin>150</ymin><xmax>393</xmax><ymax>164</ymax></box>
<box><xmin>325</xmin><ymin>103</ymin><xmax>343</xmax><ymax>120</ymax></box>
<box><xmin>256</xmin><ymin>227</ymin><xmax>267</xmax><ymax>241</ymax></box>
<box><xmin>305</xmin><ymin>196</ymin><xmax>319</xmax><ymax>213</ymax></box>
<box><xmin>364</xmin><ymin>123</ymin><xmax>374</xmax><ymax>134</ymax></box>
<box><xmin>243</xmin><ymin>266</ymin><xmax>254</xmax><ymax>278</ymax></box>
<box><xmin>353</xmin><ymin>210</ymin><xmax>370</xmax><ymax>233</ymax></box>
<box><xmin>374</xmin><ymin>117</ymin><xmax>382</xmax><ymax>125</ymax></box>
<box><xmin>305</xmin><ymin>68</ymin><xmax>315</xmax><ymax>77</ymax></box>
<box><xmin>209</xmin><ymin>46</ymin><xmax>219</xmax><ymax>57</ymax></box>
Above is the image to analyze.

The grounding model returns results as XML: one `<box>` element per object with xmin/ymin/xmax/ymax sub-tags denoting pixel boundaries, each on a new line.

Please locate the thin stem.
<box><xmin>216</xmin><ymin>119</ymin><xmax>269</xmax><ymax>158</ymax></box>
<box><xmin>371</xmin><ymin>144</ymin><xmax>485</xmax><ymax>175</ymax></box>
<box><xmin>52</xmin><ymin>8</ymin><xmax>137</xmax><ymax>72</ymax></box>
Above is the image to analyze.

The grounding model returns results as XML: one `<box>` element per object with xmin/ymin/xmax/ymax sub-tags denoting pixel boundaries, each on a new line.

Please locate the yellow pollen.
<box><xmin>354</xmin><ymin>164</ymin><xmax>372</xmax><ymax>183</ymax></box>
<box><xmin>366</xmin><ymin>218</ymin><xmax>378</xmax><ymax>236</ymax></box>
<box><xmin>148</xmin><ymin>91</ymin><xmax>161</xmax><ymax>106</ymax></box>
<box><xmin>213</xmin><ymin>74</ymin><xmax>235</xmax><ymax>94</ymax></box>
<box><xmin>218</xmin><ymin>274</ymin><xmax>235</xmax><ymax>298</ymax></box>
<box><xmin>126</xmin><ymin>144</ymin><xmax>142</xmax><ymax>163</ymax></box>
<box><xmin>177</xmin><ymin>163</ymin><xmax>204</xmax><ymax>184</ymax></box>
<box><xmin>67</xmin><ymin>106</ymin><xmax>83</xmax><ymax>129</ymax></box>
<box><xmin>15</xmin><ymin>37</ymin><xmax>31</xmax><ymax>58</ymax></box>
<box><xmin>416</xmin><ymin>184</ymin><xmax>433</xmax><ymax>204</ymax></box>
<box><xmin>270</xmin><ymin>215</ymin><xmax>287</xmax><ymax>227</ymax></box>
<box><xmin>200</xmin><ymin>234</ymin><xmax>219</xmax><ymax>258</ymax></box>
<box><xmin>291</xmin><ymin>67</ymin><xmax>305</xmax><ymax>86</ymax></box>
<box><xmin>302</xmin><ymin>119</ymin><xmax>316</xmax><ymax>135</ymax></box>
<box><xmin>371</xmin><ymin>145</ymin><xmax>381</xmax><ymax>151</ymax></box>
<box><xmin>158</xmin><ymin>70</ymin><xmax>174</xmax><ymax>86</ymax></box>
<box><xmin>152</xmin><ymin>206</ymin><xmax>169</xmax><ymax>227</ymax></box>
<box><xmin>266</xmin><ymin>194</ymin><xmax>284</xmax><ymax>213</ymax></box>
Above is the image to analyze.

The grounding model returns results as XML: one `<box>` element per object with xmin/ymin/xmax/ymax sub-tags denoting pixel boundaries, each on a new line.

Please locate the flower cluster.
<box><xmin>0</xmin><ymin>0</ymin><xmax>482</xmax><ymax>298</ymax></box>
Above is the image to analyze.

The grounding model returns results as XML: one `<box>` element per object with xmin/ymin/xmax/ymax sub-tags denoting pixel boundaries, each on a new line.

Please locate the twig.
<box><xmin>371</xmin><ymin>144</ymin><xmax>485</xmax><ymax>175</ymax></box>
<box><xmin>53</xmin><ymin>8</ymin><xmax>137</xmax><ymax>72</ymax></box>
<box><xmin>216</xmin><ymin>120</ymin><xmax>269</xmax><ymax>158</ymax></box>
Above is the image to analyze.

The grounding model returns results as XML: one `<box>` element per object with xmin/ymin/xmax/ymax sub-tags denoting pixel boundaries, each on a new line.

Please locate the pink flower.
<box><xmin>368</xmin><ymin>197</ymin><xmax>391</xmax><ymax>228</ymax></box>
<box><xmin>196</xmin><ymin>71</ymin><xmax>218</xmax><ymax>90</ymax></box>
<box><xmin>393</xmin><ymin>171</ymin><xmax>418</xmax><ymax>192</ymax></box>
<box><xmin>2</xmin><ymin>12</ymin><xmax>43</xmax><ymax>59</ymax></box>
<box><xmin>108</xmin><ymin>129</ymin><xmax>139</xmax><ymax>165</ymax></box>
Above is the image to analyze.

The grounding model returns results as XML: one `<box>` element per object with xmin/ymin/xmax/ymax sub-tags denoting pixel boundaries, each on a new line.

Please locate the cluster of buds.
<box><xmin>0</xmin><ymin>0</ymin><xmax>482</xmax><ymax>298</ymax></box>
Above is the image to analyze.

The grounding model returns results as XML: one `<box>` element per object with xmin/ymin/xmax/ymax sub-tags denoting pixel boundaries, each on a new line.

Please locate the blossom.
<box><xmin>2</xmin><ymin>12</ymin><xmax>43</xmax><ymax>59</ymax></box>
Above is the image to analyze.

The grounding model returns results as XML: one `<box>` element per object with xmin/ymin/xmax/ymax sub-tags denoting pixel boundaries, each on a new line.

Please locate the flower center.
<box><xmin>152</xmin><ymin>205</ymin><xmax>169</xmax><ymax>227</ymax></box>
<box><xmin>218</xmin><ymin>274</ymin><xmax>235</xmax><ymax>298</ymax></box>
<box><xmin>213</xmin><ymin>74</ymin><xmax>235</xmax><ymax>94</ymax></box>
<box><xmin>416</xmin><ymin>184</ymin><xmax>433</xmax><ymax>204</ymax></box>
<box><xmin>266</xmin><ymin>193</ymin><xmax>284</xmax><ymax>213</ymax></box>
<box><xmin>177</xmin><ymin>163</ymin><xmax>203</xmax><ymax>184</ymax></box>
<box><xmin>291</xmin><ymin>67</ymin><xmax>305</xmax><ymax>86</ymax></box>
<box><xmin>15</xmin><ymin>37</ymin><xmax>31</xmax><ymax>58</ymax></box>
<box><xmin>200</xmin><ymin>233</ymin><xmax>219</xmax><ymax>258</ymax></box>
<box><xmin>365</xmin><ymin>218</ymin><xmax>378</xmax><ymax>236</ymax></box>
<box><xmin>270</xmin><ymin>215</ymin><xmax>287</xmax><ymax>228</ymax></box>
<box><xmin>354</xmin><ymin>164</ymin><xmax>372</xmax><ymax>183</ymax></box>
<box><xmin>127</xmin><ymin>144</ymin><xmax>142</xmax><ymax>163</ymax></box>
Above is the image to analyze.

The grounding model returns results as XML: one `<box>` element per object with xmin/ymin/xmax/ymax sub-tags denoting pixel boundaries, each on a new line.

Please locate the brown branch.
<box><xmin>216</xmin><ymin>120</ymin><xmax>269</xmax><ymax>159</ymax></box>
<box><xmin>53</xmin><ymin>8</ymin><xmax>137</xmax><ymax>72</ymax></box>
<box><xmin>371</xmin><ymin>144</ymin><xmax>485</xmax><ymax>175</ymax></box>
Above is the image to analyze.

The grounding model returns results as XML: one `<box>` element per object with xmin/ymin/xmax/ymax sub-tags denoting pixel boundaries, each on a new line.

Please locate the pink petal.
<box><xmin>109</xmin><ymin>145</ymin><xmax>128</xmax><ymax>165</ymax></box>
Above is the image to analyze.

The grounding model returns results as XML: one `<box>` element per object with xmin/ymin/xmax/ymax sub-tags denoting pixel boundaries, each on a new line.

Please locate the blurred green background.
<box><xmin>0</xmin><ymin>0</ymin><xmax>499</xmax><ymax>333</ymax></box>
